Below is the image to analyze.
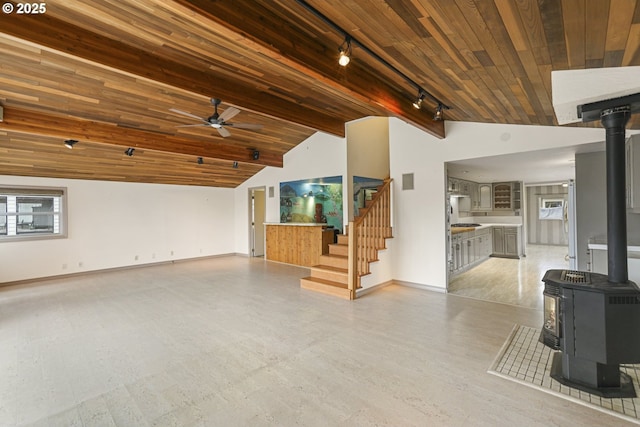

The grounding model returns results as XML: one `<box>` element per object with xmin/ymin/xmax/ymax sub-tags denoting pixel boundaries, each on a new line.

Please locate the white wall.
<box><xmin>0</xmin><ymin>175</ymin><xmax>235</xmax><ymax>283</ymax></box>
<box><xmin>389</xmin><ymin>119</ymin><xmax>609</xmax><ymax>290</ymax></box>
<box><xmin>346</xmin><ymin>117</ymin><xmax>390</xmax><ymax>220</ymax></box>
<box><xmin>234</xmin><ymin>131</ymin><xmax>347</xmax><ymax>255</ymax></box>
<box><xmin>3</xmin><ymin>119</ymin><xmax>617</xmax><ymax>290</ymax></box>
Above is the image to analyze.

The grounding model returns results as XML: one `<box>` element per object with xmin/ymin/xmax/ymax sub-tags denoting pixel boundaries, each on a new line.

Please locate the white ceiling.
<box><xmin>446</xmin><ymin>141</ymin><xmax>606</xmax><ymax>185</ymax></box>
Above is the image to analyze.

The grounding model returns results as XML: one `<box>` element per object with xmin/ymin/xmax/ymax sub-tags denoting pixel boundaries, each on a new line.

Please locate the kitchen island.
<box><xmin>265</xmin><ymin>223</ymin><xmax>335</xmax><ymax>267</ymax></box>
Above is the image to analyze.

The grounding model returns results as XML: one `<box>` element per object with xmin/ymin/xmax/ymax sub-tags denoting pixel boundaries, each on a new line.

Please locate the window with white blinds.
<box><xmin>0</xmin><ymin>186</ymin><xmax>66</xmax><ymax>241</ymax></box>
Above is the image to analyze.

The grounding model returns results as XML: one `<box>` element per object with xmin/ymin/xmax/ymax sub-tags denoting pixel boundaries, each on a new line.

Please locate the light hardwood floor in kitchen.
<box><xmin>0</xmin><ymin>254</ymin><xmax>628</xmax><ymax>426</ymax></box>
<box><xmin>447</xmin><ymin>244</ymin><xmax>570</xmax><ymax>310</ymax></box>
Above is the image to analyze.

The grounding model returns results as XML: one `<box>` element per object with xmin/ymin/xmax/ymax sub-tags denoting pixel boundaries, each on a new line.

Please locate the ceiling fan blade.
<box><xmin>176</xmin><ymin>124</ymin><xmax>209</xmax><ymax>127</ymax></box>
<box><xmin>169</xmin><ymin>108</ymin><xmax>206</xmax><ymax>121</ymax></box>
<box><xmin>217</xmin><ymin>126</ymin><xmax>231</xmax><ymax>137</ymax></box>
<box><xmin>218</xmin><ymin>106</ymin><xmax>241</xmax><ymax>121</ymax></box>
<box><xmin>229</xmin><ymin>122</ymin><xmax>263</xmax><ymax>130</ymax></box>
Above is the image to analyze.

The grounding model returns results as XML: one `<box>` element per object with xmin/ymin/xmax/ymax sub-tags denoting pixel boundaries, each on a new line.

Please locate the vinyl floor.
<box><xmin>0</xmin><ymin>255</ymin><xmax>631</xmax><ymax>426</ymax></box>
<box><xmin>447</xmin><ymin>244</ymin><xmax>569</xmax><ymax>310</ymax></box>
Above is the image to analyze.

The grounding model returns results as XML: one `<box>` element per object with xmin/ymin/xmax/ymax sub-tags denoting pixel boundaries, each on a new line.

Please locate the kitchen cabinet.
<box><xmin>450</xmin><ymin>227</ymin><xmax>493</xmax><ymax>275</ymax></box>
<box><xmin>492</xmin><ymin>226</ymin><xmax>522</xmax><ymax>258</ymax></box>
<box><xmin>478</xmin><ymin>184</ymin><xmax>492</xmax><ymax>210</ymax></box>
<box><xmin>448</xmin><ymin>177</ymin><xmax>474</xmax><ymax>196</ymax></box>
<box><xmin>512</xmin><ymin>182</ymin><xmax>522</xmax><ymax>211</ymax></box>
<box><xmin>492</xmin><ymin>182</ymin><xmax>522</xmax><ymax>212</ymax></box>
<box><xmin>493</xmin><ymin>183</ymin><xmax>512</xmax><ymax>210</ymax></box>
<box><xmin>469</xmin><ymin>182</ymin><xmax>480</xmax><ymax>210</ymax></box>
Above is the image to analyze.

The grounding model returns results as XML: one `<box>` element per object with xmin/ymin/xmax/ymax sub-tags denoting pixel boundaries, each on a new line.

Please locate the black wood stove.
<box><xmin>540</xmin><ymin>94</ymin><xmax>640</xmax><ymax>398</ymax></box>
<box><xmin>541</xmin><ymin>269</ymin><xmax>640</xmax><ymax>397</ymax></box>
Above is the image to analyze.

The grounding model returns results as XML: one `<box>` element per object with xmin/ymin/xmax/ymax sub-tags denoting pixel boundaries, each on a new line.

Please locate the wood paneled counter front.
<box><xmin>265</xmin><ymin>223</ymin><xmax>335</xmax><ymax>267</ymax></box>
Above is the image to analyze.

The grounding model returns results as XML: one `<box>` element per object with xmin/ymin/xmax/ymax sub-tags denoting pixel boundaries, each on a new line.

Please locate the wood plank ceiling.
<box><xmin>0</xmin><ymin>0</ymin><xmax>639</xmax><ymax>187</ymax></box>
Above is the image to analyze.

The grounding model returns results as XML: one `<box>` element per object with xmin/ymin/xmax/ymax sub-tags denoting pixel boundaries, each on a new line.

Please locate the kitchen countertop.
<box><xmin>588</xmin><ymin>237</ymin><xmax>640</xmax><ymax>252</ymax></box>
<box><xmin>451</xmin><ymin>224</ymin><xmax>521</xmax><ymax>234</ymax></box>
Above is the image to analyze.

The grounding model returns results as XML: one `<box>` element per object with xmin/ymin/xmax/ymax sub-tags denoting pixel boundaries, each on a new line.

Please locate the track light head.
<box><xmin>64</xmin><ymin>139</ymin><xmax>78</xmax><ymax>149</ymax></box>
<box><xmin>232</xmin><ymin>161</ymin><xmax>238</xmax><ymax>169</ymax></box>
<box><xmin>197</xmin><ymin>156</ymin><xmax>204</xmax><ymax>165</ymax></box>
<box><xmin>433</xmin><ymin>103</ymin><xmax>444</xmax><ymax>121</ymax></box>
<box><xmin>338</xmin><ymin>36</ymin><xmax>352</xmax><ymax>66</ymax></box>
<box><xmin>412</xmin><ymin>91</ymin><xmax>425</xmax><ymax>110</ymax></box>
<box><xmin>252</xmin><ymin>150</ymin><xmax>260</xmax><ymax>160</ymax></box>
<box><xmin>124</xmin><ymin>147</ymin><xmax>135</xmax><ymax>156</ymax></box>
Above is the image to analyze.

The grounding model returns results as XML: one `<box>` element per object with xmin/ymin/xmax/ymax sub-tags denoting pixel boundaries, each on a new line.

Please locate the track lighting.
<box><xmin>232</xmin><ymin>161</ymin><xmax>238</xmax><ymax>169</ymax></box>
<box><xmin>252</xmin><ymin>150</ymin><xmax>260</xmax><ymax>160</ymax></box>
<box><xmin>64</xmin><ymin>139</ymin><xmax>78</xmax><ymax>149</ymax></box>
<box><xmin>338</xmin><ymin>36</ymin><xmax>352</xmax><ymax>66</ymax></box>
<box><xmin>434</xmin><ymin>103</ymin><xmax>445</xmax><ymax>121</ymax></box>
<box><xmin>295</xmin><ymin>0</ymin><xmax>452</xmax><ymax>117</ymax></box>
<box><xmin>197</xmin><ymin>157</ymin><xmax>204</xmax><ymax>164</ymax></box>
<box><xmin>124</xmin><ymin>147</ymin><xmax>135</xmax><ymax>156</ymax></box>
<box><xmin>412</xmin><ymin>92</ymin><xmax>424</xmax><ymax>109</ymax></box>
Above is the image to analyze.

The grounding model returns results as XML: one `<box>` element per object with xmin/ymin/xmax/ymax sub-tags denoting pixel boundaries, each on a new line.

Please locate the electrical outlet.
<box><xmin>62</xmin><ymin>263</ymin><xmax>67</xmax><ymax>270</ymax></box>
<box><xmin>134</xmin><ymin>255</ymin><xmax>139</xmax><ymax>261</ymax></box>
<box><xmin>170</xmin><ymin>250</ymin><xmax>174</xmax><ymax>256</ymax></box>
<box><xmin>78</xmin><ymin>261</ymin><xmax>84</xmax><ymax>268</ymax></box>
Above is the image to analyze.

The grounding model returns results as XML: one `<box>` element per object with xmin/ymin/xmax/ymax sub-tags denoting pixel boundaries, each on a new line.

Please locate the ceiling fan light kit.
<box><xmin>170</xmin><ymin>98</ymin><xmax>263</xmax><ymax>138</ymax></box>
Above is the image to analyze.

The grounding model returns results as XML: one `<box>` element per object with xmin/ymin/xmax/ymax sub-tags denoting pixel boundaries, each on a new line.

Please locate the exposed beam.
<box><xmin>172</xmin><ymin>0</ymin><xmax>446</xmax><ymax>138</ymax></box>
<box><xmin>0</xmin><ymin>107</ymin><xmax>283</xmax><ymax>167</ymax></box>
<box><xmin>0</xmin><ymin>13</ymin><xmax>346</xmax><ymax>137</ymax></box>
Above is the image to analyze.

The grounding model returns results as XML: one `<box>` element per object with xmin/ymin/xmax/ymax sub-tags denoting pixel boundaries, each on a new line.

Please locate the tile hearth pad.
<box><xmin>488</xmin><ymin>325</ymin><xmax>640</xmax><ymax>425</ymax></box>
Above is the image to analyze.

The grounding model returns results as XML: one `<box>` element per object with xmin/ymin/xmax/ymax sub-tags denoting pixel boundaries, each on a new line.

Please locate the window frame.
<box><xmin>538</xmin><ymin>197</ymin><xmax>565</xmax><ymax>221</ymax></box>
<box><xmin>0</xmin><ymin>185</ymin><xmax>67</xmax><ymax>242</ymax></box>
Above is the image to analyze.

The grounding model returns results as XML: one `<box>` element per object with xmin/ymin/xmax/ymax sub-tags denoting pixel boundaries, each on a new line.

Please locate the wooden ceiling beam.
<box><xmin>172</xmin><ymin>0</ymin><xmax>446</xmax><ymax>138</ymax></box>
<box><xmin>0</xmin><ymin>13</ymin><xmax>346</xmax><ymax>137</ymax></box>
<box><xmin>0</xmin><ymin>107</ymin><xmax>283</xmax><ymax>167</ymax></box>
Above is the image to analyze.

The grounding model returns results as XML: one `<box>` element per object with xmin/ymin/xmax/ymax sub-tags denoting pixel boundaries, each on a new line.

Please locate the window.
<box><xmin>539</xmin><ymin>197</ymin><xmax>564</xmax><ymax>220</ymax></box>
<box><xmin>0</xmin><ymin>186</ymin><xmax>66</xmax><ymax>241</ymax></box>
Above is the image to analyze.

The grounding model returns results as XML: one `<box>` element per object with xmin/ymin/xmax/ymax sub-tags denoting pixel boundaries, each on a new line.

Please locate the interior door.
<box><xmin>250</xmin><ymin>188</ymin><xmax>266</xmax><ymax>257</ymax></box>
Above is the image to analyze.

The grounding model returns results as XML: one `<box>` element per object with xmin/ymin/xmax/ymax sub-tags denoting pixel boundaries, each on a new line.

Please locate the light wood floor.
<box><xmin>448</xmin><ymin>244</ymin><xmax>570</xmax><ymax>310</ymax></box>
<box><xmin>0</xmin><ymin>255</ymin><xmax>629</xmax><ymax>426</ymax></box>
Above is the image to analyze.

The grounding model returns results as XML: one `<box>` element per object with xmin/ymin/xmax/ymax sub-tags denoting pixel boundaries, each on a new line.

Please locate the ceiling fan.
<box><xmin>169</xmin><ymin>98</ymin><xmax>263</xmax><ymax>137</ymax></box>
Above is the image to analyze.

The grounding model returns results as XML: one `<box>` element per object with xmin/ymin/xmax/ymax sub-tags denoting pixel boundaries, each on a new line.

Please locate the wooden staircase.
<box><xmin>300</xmin><ymin>233</ymin><xmax>352</xmax><ymax>299</ymax></box>
<box><xmin>300</xmin><ymin>179</ymin><xmax>393</xmax><ymax>300</ymax></box>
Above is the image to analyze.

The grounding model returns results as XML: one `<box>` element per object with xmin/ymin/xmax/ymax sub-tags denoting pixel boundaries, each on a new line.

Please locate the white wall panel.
<box><xmin>0</xmin><ymin>176</ymin><xmax>234</xmax><ymax>283</ymax></box>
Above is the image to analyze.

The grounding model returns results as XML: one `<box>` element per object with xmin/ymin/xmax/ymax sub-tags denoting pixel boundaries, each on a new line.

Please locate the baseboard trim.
<box><xmin>0</xmin><ymin>253</ymin><xmax>239</xmax><ymax>288</ymax></box>
<box><xmin>356</xmin><ymin>280</ymin><xmax>393</xmax><ymax>297</ymax></box>
<box><xmin>394</xmin><ymin>280</ymin><xmax>447</xmax><ymax>293</ymax></box>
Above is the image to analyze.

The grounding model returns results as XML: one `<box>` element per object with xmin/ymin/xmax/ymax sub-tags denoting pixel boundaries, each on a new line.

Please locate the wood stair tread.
<box><xmin>301</xmin><ymin>276</ymin><xmax>349</xmax><ymax>289</ymax></box>
<box><xmin>310</xmin><ymin>265</ymin><xmax>348</xmax><ymax>274</ymax></box>
<box><xmin>321</xmin><ymin>253</ymin><xmax>347</xmax><ymax>260</ymax></box>
<box><xmin>300</xmin><ymin>277</ymin><xmax>353</xmax><ymax>299</ymax></box>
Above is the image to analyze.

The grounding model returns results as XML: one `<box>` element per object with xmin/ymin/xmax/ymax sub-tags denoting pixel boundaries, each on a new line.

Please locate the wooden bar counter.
<box><xmin>265</xmin><ymin>223</ymin><xmax>335</xmax><ymax>267</ymax></box>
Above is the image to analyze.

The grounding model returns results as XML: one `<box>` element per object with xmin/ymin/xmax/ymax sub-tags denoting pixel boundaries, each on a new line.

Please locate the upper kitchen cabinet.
<box><xmin>492</xmin><ymin>182</ymin><xmax>522</xmax><ymax>211</ymax></box>
<box><xmin>512</xmin><ymin>182</ymin><xmax>522</xmax><ymax>210</ymax></box>
<box><xmin>448</xmin><ymin>177</ymin><xmax>472</xmax><ymax>196</ymax></box>
<box><xmin>493</xmin><ymin>183</ymin><xmax>513</xmax><ymax>210</ymax></box>
<box><xmin>478</xmin><ymin>184</ymin><xmax>492</xmax><ymax>210</ymax></box>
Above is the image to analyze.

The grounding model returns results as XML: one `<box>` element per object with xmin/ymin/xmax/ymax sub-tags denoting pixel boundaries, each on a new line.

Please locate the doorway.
<box><xmin>446</xmin><ymin>182</ymin><xmax>575</xmax><ymax>309</ymax></box>
<box><xmin>249</xmin><ymin>187</ymin><xmax>266</xmax><ymax>257</ymax></box>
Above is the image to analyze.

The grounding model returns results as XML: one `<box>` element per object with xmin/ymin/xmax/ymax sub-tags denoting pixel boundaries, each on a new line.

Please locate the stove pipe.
<box><xmin>602</xmin><ymin>106</ymin><xmax>631</xmax><ymax>283</ymax></box>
